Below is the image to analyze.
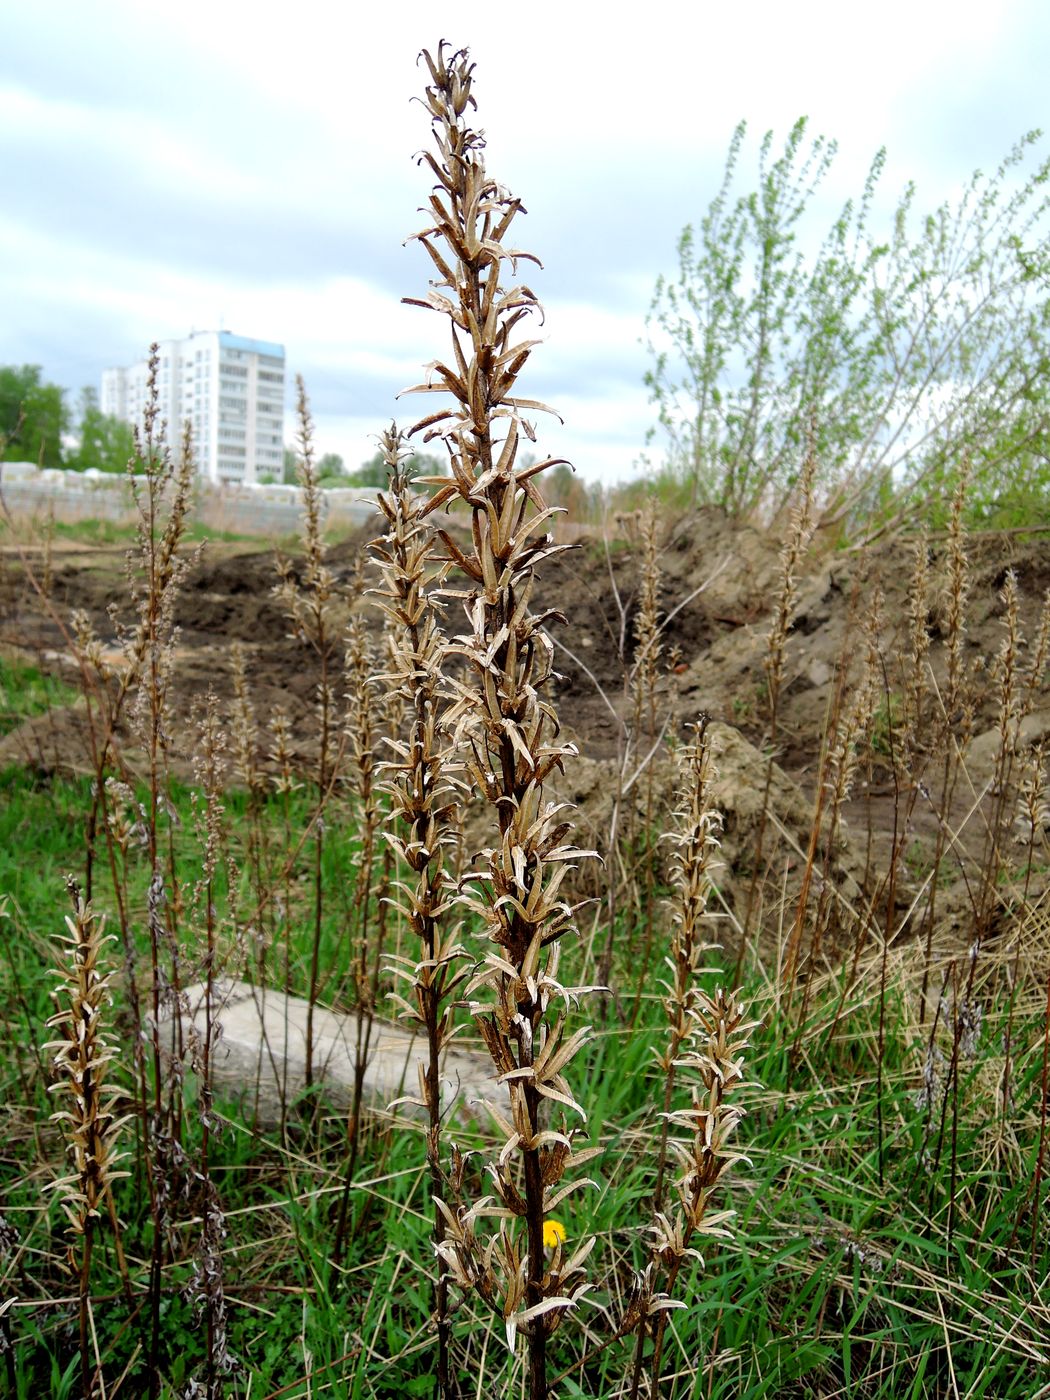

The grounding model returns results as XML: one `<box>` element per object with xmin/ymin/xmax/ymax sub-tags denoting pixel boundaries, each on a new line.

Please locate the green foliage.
<box><xmin>347</xmin><ymin>446</ymin><xmax>446</xmax><ymax>487</ymax></box>
<box><xmin>646</xmin><ymin>122</ymin><xmax>1050</xmax><ymax>528</ymax></box>
<box><xmin>0</xmin><ymin>655</ymin><xmax>78</xmax><ymax>736</ymax></box>
<box><xmin>543</xmin><ymin>461</ymin><xmax>608</xmax><ymax>521</ymax></box>
<box><xmin>67</xmin><ymin>387</ymin><xmax>135</xmax><ymax>474</ymax></box>
<box><xmin>318</xmin><ymin>451</ymin><xmax>345</xmax><ymax>478</ymax></box>
<box><xmin>0</xmin><ymin>364</ymin><xmax>69</xmax><ymax>468</ymax></box>
<box><xmin>34</xmin><ymin>516</ymin><xmax>252</xmax><ymax>547</ymax></box>
<box><xmin>608</xmin><ymin>462</ymin><xmax>697</xmax><ymax>517</ymax></box>
<box><xmin>870</xmin><ymin>691</ymin><xmax>903</xmax><ymax>757</ymax></box>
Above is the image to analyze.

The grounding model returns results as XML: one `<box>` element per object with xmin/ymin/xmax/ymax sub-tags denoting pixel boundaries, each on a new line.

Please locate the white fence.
<box><xmin>0</xmin><ymin>462</ymin><xmax>379</xmax><ymax>537</ymax></box>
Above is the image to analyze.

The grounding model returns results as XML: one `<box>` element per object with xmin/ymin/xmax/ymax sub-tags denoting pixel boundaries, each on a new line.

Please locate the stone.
<box><xmin>166</xmin><ymin>979</ymin><xmax>509</xmax><ymax>1130</ymax></box>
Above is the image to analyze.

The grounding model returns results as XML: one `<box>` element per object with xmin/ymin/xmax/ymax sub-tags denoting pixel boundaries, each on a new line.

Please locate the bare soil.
<box><xmin>3</xmin><ymin>508</ymin><xmax>1048</xmax><ymax>948</ymax></box>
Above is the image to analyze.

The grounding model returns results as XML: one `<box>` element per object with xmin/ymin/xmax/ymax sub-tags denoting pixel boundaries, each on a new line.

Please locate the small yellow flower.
<box><xmin>542</xmin><ymin>1218</ymin><xmax>567</xmax><ymax>1251</ymax></box>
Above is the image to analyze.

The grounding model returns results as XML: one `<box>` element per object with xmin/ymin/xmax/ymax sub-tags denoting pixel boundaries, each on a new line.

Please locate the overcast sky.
<box><xmin>2</xmin><ymin>0</ymin><xmax>1047</xmax><ymax>482</ymax></box>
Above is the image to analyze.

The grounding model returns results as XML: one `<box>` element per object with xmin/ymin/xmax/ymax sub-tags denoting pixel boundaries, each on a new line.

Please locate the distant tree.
<box><xmin>68</xmin><ymin>387</ymin><xmax>135</xmax><ymax>473</ymax></box>
<box><xmin>0</xmin><ymin>364</ymin><xmax>69</xmax><ymax>467</ymax></box>
<box><xmin>645</xmin><ymin>122</ymin><xmax>1050</xmax><ymax>528</ymax></box>
<box><xmin>346</xmin><ymin>447</ymin><xmax>447</xmax><ymax>487</ymax></box>
<box><xmin>285</xmin><ymin>446</ymin><xmax>348</xmax><ymax>486</ymax></box>
<box><xmin>317</xmin><ymin>452</ymin><xmax>345</xmax><ymax>479</ymax></box>
<box><xmin>544</xmin><ymin>461</ymin><xmax>592</xmax><ymax>521</ymax></box>
<box><xmin>345</xmin><ymin>450</ymin><xmax>389</xmax><ymax>488</ymax></box>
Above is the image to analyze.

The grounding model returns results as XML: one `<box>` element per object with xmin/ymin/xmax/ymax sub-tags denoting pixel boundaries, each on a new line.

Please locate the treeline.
<box><xmin>0</xmin><ymin>365</ymin><xmax>135</xmax><ymax>473</ymax></box>
<box><xmin>287</xmin><ymin>445</ymin><xmax>448</xmax><ymax>489</ymax></box>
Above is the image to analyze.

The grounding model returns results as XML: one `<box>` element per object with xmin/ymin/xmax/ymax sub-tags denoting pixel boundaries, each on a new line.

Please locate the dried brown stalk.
<box><xmin>627</xmin><ymin>983</ymin><xmax>755</xmax><ymax>1400</ymax></box>
<box><xmin>627</xmin><ymin>501</ymin><xmax>664</xmax><ymax>1016</ymax></box>
<box><xmin>274</xmin><ymin>379</ymin><xmax>340</xmax><ymax>1089</ymax></box>
<box><xmin>403</xmin><ymin>43</ymin><xmax>597</xmax><ymax>1399</ymax></box>
<box><xmin>368</xmin><ymin>424</ymin><xmax>468</xmax><ymax>1389</ymax></box>
<box><xmin>919</xmin><ymin>461</ymin><xmax>974</xmax><ymax>1026</ymax></box>
<box><xmin>120</xmin><ymin>358</ymin><xmax>200</xmax><ymax>1395</ymax></box>
<box><xmin>735</xmin><ymin>433</ymin><xmax>818</xmax><ymax>982</ymax></box>
<box><xmin>45</xmin><ymin>878</ymin><xmax>130</xmax><ymax>1400</ymax></box>
<box><xmin>332</xmin><ymin>611</ymin><xmax>383</xmax><ymax>1256</ymax></box>
<box><xmin>903</xmin><ymin>526</ymin><xmax>932</xmax><ymax>760</ymax></box>
<box><xmin>653</xmin><ymin>718</ymin><xmax>721</xmax><ymax>1215</ymax></box>
<box><xmin>185</xmin><ymin>694</ymin><xmax>235</xmax><ymax>1396</ymax></box>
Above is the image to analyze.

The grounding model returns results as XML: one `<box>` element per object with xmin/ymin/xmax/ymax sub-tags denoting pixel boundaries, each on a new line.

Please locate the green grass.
<box><xmin>0</xmin><ymin>514</ymin><xmax>259</xmax><ymax>548</ymax></box>
<box><xmin>48</xmin><ymin>516</ymin><xmax>257</xmax><ymax>547</ymax></box>
<box><xmin>0</xmin><ymin>654</ymin><xmax>79</xmax><ymax>735</ymax></box>
<box><xmin>1</xmin><ymin>765</ymin><xmax>1048</xmax><ymax>1397</ymax></box>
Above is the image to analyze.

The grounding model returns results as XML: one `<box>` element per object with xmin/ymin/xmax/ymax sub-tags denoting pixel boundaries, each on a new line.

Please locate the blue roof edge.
<box><xmin>219</xmin><ymin>331</ymin><xmax>285</xmax><ymax>358</ymax></box>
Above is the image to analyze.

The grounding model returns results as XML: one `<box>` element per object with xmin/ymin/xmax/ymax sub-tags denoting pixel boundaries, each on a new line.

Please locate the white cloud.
<box><xmin>2</xmin><ymin>0</ymin><xmax>1047</xmax><ymax>488</ymax></box>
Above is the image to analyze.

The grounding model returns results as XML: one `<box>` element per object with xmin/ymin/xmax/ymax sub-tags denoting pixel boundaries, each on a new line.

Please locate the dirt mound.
<box><xmin>551</xmin><ymin>720</ymin><xmax>866</xmax><ymax>962</ymax></box>
<box><xmin>3</xmin><ymin>509</ymin><xmax>1047</xmax><ymax>958</ymax></box>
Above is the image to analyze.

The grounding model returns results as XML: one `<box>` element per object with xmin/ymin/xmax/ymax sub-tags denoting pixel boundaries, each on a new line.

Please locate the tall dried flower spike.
<box><xmin>763</xmin><ymin>428</ymin><xmax>818</xmax><ymax>741</ymax></box>
<box><xmin>738</xmin><ymin>427</ymin><xmax>818</xmax><ymax>978</ymax></box>
<box><xmin>942</xmin><ymin>457</ymin><xmax>971</xmax><ymax>725</ymax></box>
<box><xmin>629</xmin><ymin>499</ymin><xmax>664</xmax><ymax>991</ymax></box>
<box><xmin>274</xmin><ymin>383</ymin><xmax>341</xmax><ymax>1089</ymax></box>
<box><xmin>905</xmin><ymin>527</ymin><xmax>931</xmax><ymax>738</ymax></box>
<box><xmin>405</xmin><ymin>44</ymin><xmax>597</xmax><ymax>1400</ymax></box>
<box><xmin>369</xmin><ymin>423</ymin><xmax>470</xmax><ymax>1392</ymax></box>
<box><xmin>44</xmin><ymin>878</ymin><xmax>130</xmax><ymax>1396</ymax></box>
<box><xmin>333</xmin><ymin>609</ymin><xmax>385</xmax><ymax>1227</ymax></box>
<box><xmin>45</xmin><ymin>880</ymin><xmax>130</xmax><ymax>1249</ymax></box>
<box><xmin>229</xmin><ymin>642</ymin><xmax>261</xmax><ymax>794</ymax></box>
<box><xmin>629</xmin><ymin>982</ymin><xmax>756</xmax><ymax>1400</ymax></box>
<box><xmin>653</xmin><ymin>717</ymin><xmax>722</xmax><ymax>1213</ymax></box>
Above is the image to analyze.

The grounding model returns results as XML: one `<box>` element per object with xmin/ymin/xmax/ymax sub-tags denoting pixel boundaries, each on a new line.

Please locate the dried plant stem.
<box><xmin>627</xmin><ymin>986</ymin><xmax>754</xmax><ymax>1400</ymax></box>
<box><xmin>735</xmin><ymin>436</ymin><xmax>817</xmax><ymax>984</ymax></box>
<box><xmin>229</xmin><ymin>641</ymin><xmax>272</xmax><ymax>988</ymax></box>
<box><xmin>188</xmin><ymin>695</ymin><xmax>232</xmax><ymax>1395</ymax></box>
<box><xmin>1026</xmin><ymin>969</ymin><xmax>1050</xmax><ymax>1263</ymax></box>
<box><xmin>1002</xmin><ymin>740</ymin><xmax>1049</xmax><ymax>1116</ymax></box>
<box><xmin>45</xmin><ymin>879</ymin><xmax>130</xmax><ymax>1400</ymax></box>
<box><xmin>117</xmin><ymin>352</ymin><xmax>199</xmax><ymax>1395</ymax></box>
<box><xmin>332</xmin><ymin>615</ymin><xmax>382</xmax><ymax>1263</ymax></box>
<box><xmin>973</xmin><ymin>570</ymin><xmax>1022</xmax><ymax>950</ymax></box>
<box><xmin>653</xmin><ymin>718</ymin><xmax>720</xmax><ymax>1215</ymax></box>
<box><xmin>275</xmin><ymin>380</ymin><xmax>339</xmax><ymax>1091</ymax></box>
<box><xmin>919</xmin><ymin>461</ymin><xmax>972</xmax><ymax>1026</ymax></box>
<box><xmin>405</xmin><ymin>45</ymin><xmax>596</xmax><ymax>1399</ymax></box>
<box><xmin>368</xmin><ymin>425</ymin><xmax>467</xmax><ymax>1390</ymax></box>
<box><xmin>790</xmin><ymin>590</ymin><xmax>880</xmax><ymax>1041</ymax></box>
<box><xmin>628</xmin><ymin>502</ymin><xmax>663</xmax><ymax>1022</ymax></box>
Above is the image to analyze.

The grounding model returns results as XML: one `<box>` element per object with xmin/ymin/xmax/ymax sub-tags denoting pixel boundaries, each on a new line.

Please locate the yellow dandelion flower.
<box><xmin>542</xmin><ymin>1218</ymin><xmax>567</xmax><ymax>1251</ymax></box>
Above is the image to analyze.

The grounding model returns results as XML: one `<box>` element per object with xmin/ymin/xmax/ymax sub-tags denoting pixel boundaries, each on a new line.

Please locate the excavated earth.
<box><xmin>2</xmin><ymin>506</ymin><xmax>1049</xmax><ymax>957</ymax></box>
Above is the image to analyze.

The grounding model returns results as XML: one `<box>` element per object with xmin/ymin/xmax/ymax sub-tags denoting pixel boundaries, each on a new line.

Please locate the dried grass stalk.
<box><xmin>627</xmin><ymin>982</ymin><xmax>755</xmax><ymax>1399</ymax></box>
<box><xmin>370</xmin><ymin>424</ymin><xmax>468</xmax><ymax>1390</ymax></box>
<box><xmin>44</xmin><ymin>878</ymin><xmax>130</xmax><ymax>1398</ymax></box>
<box><xmin>736</xmin><ymin>431</ymin><xmax>818</xmax><ymax>980</ymax></box>
<box><xmin>404</xmin><ymin>43</ymin><xmax>597</xmax><ymax>1399</ymax></box>
<box><xmin>653</xmin><ymin>718</ymin><xmax>722</xmax><ymax>1214</ymax></box>
<box><xmin>274</xmin><ymin>378</ymin><xmax>341</xmax><ymax>1089</ymax></box>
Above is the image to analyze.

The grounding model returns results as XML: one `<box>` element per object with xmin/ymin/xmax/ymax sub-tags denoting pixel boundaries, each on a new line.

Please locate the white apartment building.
<box><xmin>102</xmin><ymin>331</ymin><xmax>286</xmax><ymax>485</ymax></box>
